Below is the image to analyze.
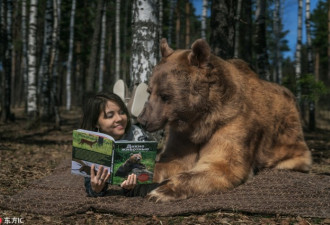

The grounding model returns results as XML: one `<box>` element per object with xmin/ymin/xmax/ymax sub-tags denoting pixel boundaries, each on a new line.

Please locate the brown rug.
<box><xmin>0</xmin><ymin>160</ymin><xmax>329</xmax><ymax>218</ymax></box>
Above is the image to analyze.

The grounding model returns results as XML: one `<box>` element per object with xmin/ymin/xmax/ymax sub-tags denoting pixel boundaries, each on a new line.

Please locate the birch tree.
<box><xmin>27</xmin><ymin>0</ymin><xmax>38</xmax><ymax>118</ymax></box>
<box><xmin>66</xmin><ymin>0</ymin><xmax>76</xmax><ymax>110</ymax></box>
<box><xmin>201</xmin><ymin>0</ymin><xmax>207</xmax><ymax>39</ymax></box>
<box><xmin>98</xmin><ymin>1</ymin><xmax>106</xmax><ymax>91</ymax></box>
<box><xmin>130</xmin><ymin>0</ymin><xmax>158</xmax><ymax>85</ymax></box>
<box><xmin>295</xmin><ymin>0</ymin><xmax>303</xmax><ymax>103</ymax></box>
<box><xmin>115</xmin><ymin>0</ymin><xmax>120</xmax><ymax>82</ymax></box>
<box><xmin>255</xmin><ymin>0</ymin><xmax>270</xmax><ymax>80</ymax></box>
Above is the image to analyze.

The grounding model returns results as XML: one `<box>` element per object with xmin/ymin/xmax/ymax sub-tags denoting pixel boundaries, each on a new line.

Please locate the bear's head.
<box><xmin>129</xmin><ymin>153</ymin><xmax>142</xmax><ymax>163</ymax></box>
<box><xmin>138</xmin><ymin>38</ymin><xmax>221</xmax><ymax>134</ymax></box>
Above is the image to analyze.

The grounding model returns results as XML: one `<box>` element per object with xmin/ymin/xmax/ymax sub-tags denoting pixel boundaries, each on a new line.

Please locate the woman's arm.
<box><xmin>123</xmin><ymin>183</ymin><xmax>161</xmax><ymax>197</ymax></box>
<box><xmin>84</xmin><ymin>177</ymin><xmax>108</xmax><ymax>197</ymax></box>
<box><xmin>85</xmin><ymin>165</ymin><xmax>111</xmax><ymax>197</ymax></box>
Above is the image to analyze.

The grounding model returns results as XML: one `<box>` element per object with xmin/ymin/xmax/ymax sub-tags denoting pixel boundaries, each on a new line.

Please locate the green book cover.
<box><xmin>71</xmin><ymin>129</ymin><xmax>157</xmax><ymax>185</ymax></box>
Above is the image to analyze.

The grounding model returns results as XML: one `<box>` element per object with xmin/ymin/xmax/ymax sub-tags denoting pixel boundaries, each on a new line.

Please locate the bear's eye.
<box><xmin>160</xmin><ymin>94</ymin><xmax>170</xmax><ymax>102</ymax></box>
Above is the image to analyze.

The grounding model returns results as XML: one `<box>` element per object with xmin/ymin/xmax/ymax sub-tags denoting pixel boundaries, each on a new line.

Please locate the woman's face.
<box><xmin>97</xmin><ymin>100</ymin><xmax>128</xmax><ymax>140</ymax></box>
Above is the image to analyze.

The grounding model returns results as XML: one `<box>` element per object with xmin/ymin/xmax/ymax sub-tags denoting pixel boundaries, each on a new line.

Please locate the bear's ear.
<box><xmin>188</xmin><ymin>39</ymin><xmax>210</xmax><ymax>68</ymax></box>
<box><xmin>160</xmin><ymin>38</ymin><xmax>174</xmax><ymax>58</ymax></box>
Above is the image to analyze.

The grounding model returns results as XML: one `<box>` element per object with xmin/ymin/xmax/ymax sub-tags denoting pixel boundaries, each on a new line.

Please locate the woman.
<box><xmin>81</xmin><ymin>92</ymin><xmax>160</xmax><ymax>197</ymax></box>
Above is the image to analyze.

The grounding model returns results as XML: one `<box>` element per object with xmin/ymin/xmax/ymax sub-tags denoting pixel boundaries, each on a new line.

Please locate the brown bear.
<box><xmin>115</xmin><ymin>153</ymin><xmax>146</xmax><ymax>177</ymax></box>
<box><xmin>137</xmin><ymin>38</ymin><xmax>312</xmax><ymax>202</ymax></box>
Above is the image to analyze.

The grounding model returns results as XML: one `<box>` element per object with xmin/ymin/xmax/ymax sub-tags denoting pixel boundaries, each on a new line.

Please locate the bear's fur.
<box><xmin>137</xmin><ymin>38</ymin><xmax>312</xmax><ymax>202</ymax></box>
<box><xmin>115</xmin><ymin>153</ymin><xmax>146</xmax><ymax>177</ymax></box>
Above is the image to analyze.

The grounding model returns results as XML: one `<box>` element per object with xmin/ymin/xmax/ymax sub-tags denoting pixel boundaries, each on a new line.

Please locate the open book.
<box><xmin>71</xmin><ymin>129</ymin><xmax>158</xmax><ymax>185</ymax></box>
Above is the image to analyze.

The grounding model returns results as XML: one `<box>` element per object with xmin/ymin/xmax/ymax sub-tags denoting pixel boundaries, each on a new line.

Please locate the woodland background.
<box><xmin>1</xmin><ymin>0</ymin><xmax>330</xmax><ymax>224</ymax></box>
<box><xmin>0</xmin><ymin>0</ymin><xmax>330</xmax><ymax>130</ymax></box>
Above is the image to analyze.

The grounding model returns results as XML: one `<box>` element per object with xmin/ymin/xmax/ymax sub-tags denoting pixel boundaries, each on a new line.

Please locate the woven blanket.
<box><xmin>0</xmin><ymin>160</ymin><xmax>329</xmax><ymax>218</ymax></box>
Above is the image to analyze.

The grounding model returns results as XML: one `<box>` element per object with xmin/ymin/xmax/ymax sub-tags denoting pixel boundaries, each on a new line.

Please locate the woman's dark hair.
<box><xmin>80</xmin><ymin>92</ymin><xmax>131</xmax><ymax>134</ymax></box>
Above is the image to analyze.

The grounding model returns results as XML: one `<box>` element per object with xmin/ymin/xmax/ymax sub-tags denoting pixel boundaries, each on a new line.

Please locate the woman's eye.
<box><xmin>105</xmin><ymin>113</ymin><xmax>114</xmax><ymax>118</ymax></box>
<box><xmin>119</xmin><ymin>110</ymin><xmax>126</xmax><ymax>115</ymax></box>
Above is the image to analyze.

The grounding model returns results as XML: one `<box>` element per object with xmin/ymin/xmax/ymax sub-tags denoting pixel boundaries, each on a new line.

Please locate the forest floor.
<box><xmin>0</xmin><ymin>108</ymin><xmax>330</xmax><ymax>225</ymax></box>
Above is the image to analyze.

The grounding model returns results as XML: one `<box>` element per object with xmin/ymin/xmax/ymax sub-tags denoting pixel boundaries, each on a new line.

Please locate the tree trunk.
<box><xmin>295</xmin><ymin>0</ymin><xmax>303</xmax><ymax>103</ymax></box>
<box><xmin>175</xmin><ymin>0</ymin><xmax>181</xmax><ymax>48</ymax></box>
<box><xmin>21</xmin><ymin>0</ymin><xmax>28</xmax><ymax>113</ymax></box>
<box><xmin>98</xmin><ymin>1</ymin><xmax>106</xmax><ymax>91</ymax></box>
<box><xmin>49</xmin><ymin>0</ymin><xmax>61</xmax><ymax>126</ymax></box>
<box><xmin>328</xmin><ymin>0</ymin><xmax>330</xmax><ymax>84</ymax></box>
<box><xmin>273</xmin><ymin>0</ymin><xmax>282</xmax><ymax>84</ymax></box>
<box><xmin>201</xmin><ymin>0</ymin><xmax>207</xmax><ymax>39</ymax></box>
<box><xmin>115</xmin><ymin>0</ymin><xmax>120</xmax><ymax>82</ymax></box>
<box><xmin>27</xmin><ymin>0</ymin><xmax>39</xmax><ymax>118</ymax></box>
<box><xmin>52</xmin><ymin>0</ymin><xmax>61</xmax><ymax>113</ymax></box>
<box><xmin>305</xmin><ymin>0</ymin><xmax>315</xmax><ymax>130</ymax></box>
<box><xmin>168</xmin><ymin>0</ymin><xmax>175</xmax><ymax>44</ymax></box>
<box><xmin>0</xmin><ymin>0</ymin><xmax>4</xmax><ymax>119</ymax></box>
<box><xmin>159</xmin><ymin>0</ymin><xmax>163</xmax><ymax>58</ymax></box>
<box><xmin>86</xmin><ymin>0</ymin><xmax>104</xmax><ymax>92</ymax></box>
<box><xmin>210</xmin><ymin>0</ymin><xmax>236</xmax><ymax>59</ymax></box>
<box><xmin>185</xmin><ymin>0</ymin><xmax>190</xmax><ymax>48</ymax></box>
<box><xmin>121</xmin><ymin>0</ymin><xmax>130</xmax><ymax>84</ymax></box>
<box><xmin>1</xmin><ymin>0</ymin><xmax>13</xmax><ymax>122</ymax></box>
<box><xmin>255</xmin><ymin>0</ymin><xmax>270</xmax><ymax>80</ymax></box>
<box><xmin>40</xmin><ymin>0</ymin><xmax>53</xmax><ymax>119</ymax></box>
<box><xmin>234</xmin><ymin>0</ymin><xmax>242</xmax><ymax>58</ymax></box>
<box><xmin>240</xmin><ymin>0</ymin><xmax>253</xmax><ymax>63</ymax></box>
<box><xmin>50</xmin><ymin>0</ymin><xmax>61</xmax><ymax>128</ymax></box>
<box><xmin>130</xmin><ymin>0</ymin><xmax>158</xmax><ymax>85</ymax></box>
<box><xmin>66</xmin><ymin>0</ymin><xmax>76</xmax><ymax>110</ymax></box>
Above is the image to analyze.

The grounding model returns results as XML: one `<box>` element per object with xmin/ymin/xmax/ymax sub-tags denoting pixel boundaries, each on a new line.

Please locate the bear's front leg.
<box><xmin>147</xmin><ymin>162</ymin><xmax>249</xmax><ymax>202</ymax></box>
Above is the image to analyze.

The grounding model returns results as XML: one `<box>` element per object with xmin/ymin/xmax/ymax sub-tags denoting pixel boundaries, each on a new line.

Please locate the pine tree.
<box><xmin>306</xmin><ymin>0</ymin><xmax>315</xmax><ymax>130</ymax></box>
<box><xmin>168</xmin><ymin>0</ymin><xmax>175</xmax><ymax>45</ymax></box>
<box><xmin>234</xmin><ymin>0</ymin><xmax>242</xmax><ymax>58</ymax></box>
<box><xmin>39</xmin><ymin>0</ymin><xmax>53</xmax><ymax>119</ymax></box>
<box><xmin>98</xmin><ymin>1</ymin><xmax>106</xmax><ymax>91</ymax></box>
<box><xmin>255</xmin><ymin>0</ymin><xmax>270</xmax><ymax>80</ymax></box>
<box><xmin>295</xmin><ymin>0</ymin><xmax>303</xmax><ymax>103</ymax></box>
<box><xmin>1</xmin><ymin>0</ymin><xmax>14</xmax><ymax>121</ymax></box>
<box><xmin>86</xmin><ymin>0</ymin><xmax>104</xmax><ymax>92</ymax></box>
<box><xmin>21</xmin><ymin>0</ymin><xmax>28</xmax><ymax>113</ymax></box>
<box><xmin>115</xmin><ymin>0</ymin><xmax>120</xmax><ymax>82</ymax></box>
<box><xmin>210</xmin><ymin>0</ymin><xmax>236</xmax><ymax>59</ymax></box>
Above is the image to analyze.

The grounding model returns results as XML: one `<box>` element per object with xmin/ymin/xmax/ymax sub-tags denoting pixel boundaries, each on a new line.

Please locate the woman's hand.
<box><xmin>120</xmin><ymin>174</ymin><xmax>137</xmax><ymax>190</ymax></box>
<box><xmin>90</xmin><ymin>164</ymin><xmax>111</xmax><ymax>193</ymax></box>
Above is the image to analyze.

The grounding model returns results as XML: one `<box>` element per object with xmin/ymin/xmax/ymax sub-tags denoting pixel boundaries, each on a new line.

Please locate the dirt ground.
<box><xmin>0</xmin><ymin>108</ymin><xmax>330</xmax><ymax>225</ymax></box>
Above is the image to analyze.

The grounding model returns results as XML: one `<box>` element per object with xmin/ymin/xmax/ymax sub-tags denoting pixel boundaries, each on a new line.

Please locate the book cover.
<box><xmin>71</xmin><ymin>129</ymin><xmax>157</xmax><ymax>185</ymax></box>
